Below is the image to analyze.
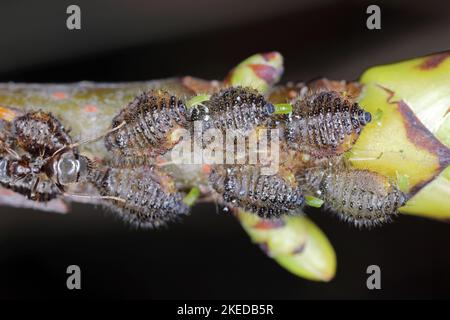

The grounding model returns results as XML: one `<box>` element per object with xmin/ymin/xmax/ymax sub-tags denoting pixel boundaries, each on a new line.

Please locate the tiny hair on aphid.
<box><xmin>301</xmin><ymin>163</ymin><xmax>407</xmax><ymax>228</ymax></box>
<box><xmin>0</xmin><ymin>155</ymin><xmax>60</xmax><ymax>202</ymax></box>
<box><xmin>190</xmin><ymin>86</ymin><xmax>276</xmax><ymax>133</ymax></box>
<box><xmin>91</xmin><ymin>165</ymin><xmax>190</xmax><ymax>228</ymax></box>
<box><xmin>12</xmin><ymin>110</ymin><xmax>73</xmax><ymax>157</ymax></box>
<box><xmin>209</xmin><ymin>165</ymin><xmax>304</xmax><ymax>219</ymax></box>
<box><xmin>285</xmin><ymin>90</ymin><xmax>372</xmax><ymax>158</ymax></box>
<box><xmin>104</xmin><ymin>89</ymin><xmax>189</xmax><ymax>165</ymax></box>
<box><xmin>2</xmin><ymin>111</ymin><xmax>100</xmax><ymax>202</ymax></box>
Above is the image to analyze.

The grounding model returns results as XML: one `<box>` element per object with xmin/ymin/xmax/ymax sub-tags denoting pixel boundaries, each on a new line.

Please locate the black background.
<box><xmin>0</xmin><ymin>0</ymin><xmax>449</xmax><ymax>299</ymax></box>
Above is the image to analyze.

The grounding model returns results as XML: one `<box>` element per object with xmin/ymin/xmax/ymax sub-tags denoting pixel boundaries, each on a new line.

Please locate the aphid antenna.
<box><xmin>155</xmin><ymin>159</ymin><xmax>178</xmax><ymax>167</ymax></box>
<box><xmin>48</xmin><ymin>121</ymin><xmax>127</xmax><ymax>161</ymax></box>
<box><xmin>62</xmin><ymin>192</ymin><xmax>126</xmax><ymax>203</ymax></box>
<box><xmin>68</xmin><ymin>121</ymin><xmax>126</xmax><ymax>150</ymax></box>
<box><xmin>347</xmin><ymin>147</ymin><xmax>435</xmax><ymax>162</ymax></box>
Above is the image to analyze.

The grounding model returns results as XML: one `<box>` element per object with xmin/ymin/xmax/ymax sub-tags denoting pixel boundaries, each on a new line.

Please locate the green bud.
<box><xmin>183</xmin><ymin>187</ymin><xmax>200</xmax><ymax>206</ymax></box>
<box><xmin>305</xmin><ymin>195</ymin><xmax>324</xmax><ymax>208</ymax></box>
<box><xmin>238</xmin><ymin>210</ymin><xmax>336</xmax><ymax>282</ymax></box>
<box><xmin>225</xmin><ymin>52</ymin><xmax>284</xmax><ymax>94</ymax></box>
<box><xmin>273</xmin><ymin>103</ymin><xmax>293</xmax><ymax>115</ymax></box>
<box><xmin>186</xmin><ymin>94</ymin><xmax>211</xmax><ymax>109</ymax></box>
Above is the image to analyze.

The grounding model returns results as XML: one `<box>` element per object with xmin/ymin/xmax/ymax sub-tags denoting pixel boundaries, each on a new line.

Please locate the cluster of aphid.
<box><xmin>0</xmin><ymin>84</ymin><xmax>407</xmax><ymax>228</ymax></box>
<box><xmin>0</xmin><ymin>111</ymin><xmax>91</xmax><ymax>202</ymax></box>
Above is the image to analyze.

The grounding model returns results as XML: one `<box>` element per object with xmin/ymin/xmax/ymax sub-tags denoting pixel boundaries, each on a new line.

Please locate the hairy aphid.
<box><xmin>302</xmin><ymin>164</ymin><xmax>406</xmax><ymax>227</ymax></box>
<box><xmin>0</xmin><ymin>153</ymin><xmax>60</xmax><ymax>201</ymax></box>
<box><xmin>3</xmin><ymin>111</ymin><xmax>94</xmax><ymax>200</ymax></box>
<box><xmin>285</xmin><ymin>91</ymin><xmax>372</xmax><ymax>158</ymax></box>
<box><xmin>0</xmin><ymin>86</ymin><xmax>410</xmax><ymax>230</ymax></box>
<box><xmin>92</xmin><ymin>166</ymin><xmax>189</xmax><ymax>228</ymax></box>
<box><xmin>104</xmin><ymin>90</ymin><xmax>189</xmax><ymax>164</ymax></box>
<box><xmin>190</xmin><ymin>86</ymin><xmax>276</xmax><ymax>133</ymax></box>
<box><xmin>209</xmin><ymin>165</ymin><xmax>304</xmax><ymax>219</ymax></box>
<box><xmin>12</xmin><ymin>111</ymin><xmax>72</xmax><ymax>157</ymax></box>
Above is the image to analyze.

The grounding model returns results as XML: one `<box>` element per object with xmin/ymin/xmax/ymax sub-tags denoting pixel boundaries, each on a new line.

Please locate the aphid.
<box><xmin>3</xmin><ymin>111</ymin><xmax>95</xmax><ymax>200</ymax></box>
<box><xmin>92</xmin><ymin>165</ymin><xmax>189</xmax><ymax>228</ymax></box>
<box><xmin>12</xmin><ymin>111</ymin><xmax>72</xmax><ymax>157</ymax></box>
<box><xmin>190</xmin><ymin>86</ymin><xmax>276</xmax><ymax>133</ymax></box>
<box><xmin>285</xmin><ymin>90</ymin><xmax>372</xmax><ymax>158</ymax></box>
<box><xmin>2</xmin><ymin>119</ymin><xmax>59</xmax><ymax>201</ymax></box>
<box><xmin>301</xmin><ymin>164</ymin><xmax>406</xmax><ymax>227</ymax></box>
<box><xmin>0</xmin><ymin>153</ymin><xmax>60</xmax><ymax>202</ymax></box>
<box><xmin>104</xmin><ymin>90</ymin><xmax>189</xmax><ymax>164</ymax></box>
<box><xmin>209</xmin><ymin>165</ymin><xmax>304</xmax><ymax>219</ymax></box>
<box><xmin>0</xmin><ymin>136</ymin><xmax>59</xmax><ymax>202</ymax></box>
<box><xmin>0</xmin><ymin>89</ymin><xmax>407</xmax><ymax>230</ymax></box>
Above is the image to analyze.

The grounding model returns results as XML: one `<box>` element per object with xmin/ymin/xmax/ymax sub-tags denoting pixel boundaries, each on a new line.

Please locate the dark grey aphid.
<box><xmin>1</xmin><ymin>111</ymin><xmax>94</xmax><ymax>200</ymax></box>
<box><xmin>302</xmin><ymin>164</ymin><xmax>406</xmax><ymax>227</ymax></box>
<box><xmin>285</xmin><ymin>91</ymin><xmax>371</xmax><ymax>158</ymax></box>
<box><xmin>105</xmin><ymin>90</ymin><xmax>189</xmax><ymax>164</ymax></box>
<box><xmin>92</xmin><ymin>166</ymin><xmax>189</xmax><ymax>228</ymax></box>
<box><xmin>0</xmin><ymin>154</ymin><xmax>60</xmax><ymax>202</ymax></box>
<box><xmin>12</xmin><ymin>111</ymin><xmax>73</xmax><ymax>157</ymax></box>
<box><xmin>209</xmin><ymin>165</ymin><xmax>304</xmax><ymax>219</ymax></box>
<box><xmin>190</xmin><ymin>86</ymin><xmax>276</xmax><ymax>133</ymax></box>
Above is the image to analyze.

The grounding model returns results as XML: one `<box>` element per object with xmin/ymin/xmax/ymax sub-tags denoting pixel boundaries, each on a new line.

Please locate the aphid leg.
<box><xmin>54</xmin><ymin>182</ymin><xmax>65</xmax><ymax>193</ymax></box>
<box><xmin>29</xmin><ymin>176</ymin><xmax>40</xmax><ymax>200</ymax></box>
<box><xmin>213</xmin><ymin>197</ymin><xmax>221</xmax><ymax>216</ymax></box>
<box><xmin>10</xmin><ymin>174</ymin><xmax>26</xmax><ymax>185</ymax></box>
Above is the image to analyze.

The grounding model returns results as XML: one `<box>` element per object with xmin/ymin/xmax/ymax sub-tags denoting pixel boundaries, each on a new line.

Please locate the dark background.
<box><xmin>0</xmin><ymin>0</ymin><xmax>449</xmax><ymax>299</ymax></box>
